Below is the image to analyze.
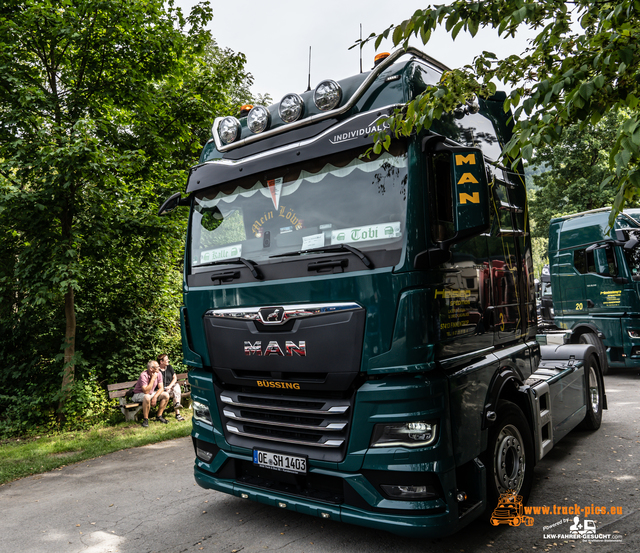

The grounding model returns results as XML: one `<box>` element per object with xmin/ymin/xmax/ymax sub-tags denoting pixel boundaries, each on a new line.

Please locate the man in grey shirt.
<box><xmin>132</xmin><ymin>360</ymin><xmax>169</xmax><ymax>427</ymax></box>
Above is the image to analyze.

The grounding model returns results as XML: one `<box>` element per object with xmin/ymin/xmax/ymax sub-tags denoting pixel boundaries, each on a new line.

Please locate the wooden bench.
<box><xmin>107</xmin><ymin>373</ymin><xmax>191</xmax><ymax>422</ymax></box>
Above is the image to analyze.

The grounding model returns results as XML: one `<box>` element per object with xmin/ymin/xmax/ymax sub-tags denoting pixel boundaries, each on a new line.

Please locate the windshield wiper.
<box><xmin>196</xmin><ymin>257</ymin><xmax>262</xmax><ymax>280</ymax></box>
<box><xmin>270</xmin><ymin>244</ymin><xmax>373</xmax><ymax>269</ymax></box>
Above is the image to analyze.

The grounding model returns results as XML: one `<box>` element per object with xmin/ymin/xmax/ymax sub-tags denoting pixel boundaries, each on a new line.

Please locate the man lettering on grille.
<box><xmin>132</xmin><ymin>360</ymin><xmax>168</xmax><ymax>427</ymax></box>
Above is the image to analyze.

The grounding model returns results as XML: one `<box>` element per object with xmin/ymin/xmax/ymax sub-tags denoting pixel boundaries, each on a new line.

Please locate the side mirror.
<box><xmin>415</xmin><ymin>139</ymin><xmax>490</xmax><ymax>271</ymax></box>
<box><xmin>158</xmin><ymin>192</ymin><xmax>189</xmax><ymax>216</ymax></box>
<box><xmin>593</xmin><ymin>247</ymin><xmax>610</xmax><ymax>276</ymax></box>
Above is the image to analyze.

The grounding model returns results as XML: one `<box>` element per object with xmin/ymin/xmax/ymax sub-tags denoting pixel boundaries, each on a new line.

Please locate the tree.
<box><xmin>528</xmin><ymin>109</ymin><xmax>630</xmax><ymax>239</ymax></box>
<box><xmin>364</xmin><ymin>1</ymin><xmax>640</xmax><ymax>223</ymax></box>
<box><xmin>0</xmin><ymin>0</ymin><xmax>257</xmax><ymax>430</ymax></box>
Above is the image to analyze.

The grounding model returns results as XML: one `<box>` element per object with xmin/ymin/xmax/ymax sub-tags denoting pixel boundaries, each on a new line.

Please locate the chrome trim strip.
<box><xmin>207</xmin><ymin>302</ymin><xmax>362</xmax><ymax>325</ymax></box>
<box><xmin>219</xmin><ymin>394</ymin><xmax>349</xmax><ymax>415</ymax></box>
<box><xmin>197</xmin><ymin>107</ymin><xmax>401</xmax><ymax>173</ymax></box>
<box><xmin>226</xmin><ymin>425</ymin><xmax>344</xmax><ymax>447</ymax></box>
<box><xmin>222</xmin><ymin>409</ymin><xmax>346</xmax><ymax>431</ymax></box>
<box><xmin>212</xmin><ymin>47</ymin><xmax>449</xmax><ymax>152</ymax></box>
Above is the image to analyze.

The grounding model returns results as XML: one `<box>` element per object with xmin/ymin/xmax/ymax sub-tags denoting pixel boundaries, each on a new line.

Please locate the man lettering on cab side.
<box><xmin>132</xmin><ymin>360</ymin><xmax>169</xmax><ymax>427</ymax></box>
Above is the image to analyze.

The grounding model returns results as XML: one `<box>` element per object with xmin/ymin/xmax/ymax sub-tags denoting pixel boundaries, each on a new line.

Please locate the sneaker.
<box><xmin>142</xmin><ymin>418</ymin><xmax>149</xmax><ymax>428</ymax></box>
<box><xmin>156</xmin><ymin>415</ymin><xmax>168</xmax><ymax>424</ymax></box>
<box><xmin>176</xmin><ymin>414</ymin><xmax>185</xmax><ymax>421</ymax></box>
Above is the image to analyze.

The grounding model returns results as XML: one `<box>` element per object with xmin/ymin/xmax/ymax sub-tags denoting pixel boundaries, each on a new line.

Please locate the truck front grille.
<box><xmin>216</xmin><ymin>387</ymin><xmax>352</xmax><ymax>461</ymax></box>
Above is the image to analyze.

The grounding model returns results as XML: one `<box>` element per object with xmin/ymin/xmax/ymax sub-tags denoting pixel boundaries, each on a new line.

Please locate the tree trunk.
<box><xmin>57</xmin><ymin>284</ymin><xmax>76</xmax><ymax>422</ymax></box>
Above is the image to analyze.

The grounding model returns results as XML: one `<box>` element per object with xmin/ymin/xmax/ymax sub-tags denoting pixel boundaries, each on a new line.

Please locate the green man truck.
<box><xmin>159</xmin><ymin>48</ymin><xmax>606</xmax><ymax>537</ymax></box>
<box><xmin>548</xmin><ymin>207</ymin><xmax>640</xmax><ymax>371</ymax></box>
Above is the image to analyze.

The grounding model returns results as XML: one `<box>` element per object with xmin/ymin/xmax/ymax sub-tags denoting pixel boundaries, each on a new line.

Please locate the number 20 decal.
<box><xmin>576</xmin><ymin>303</ymin><xmax>584</xmax><ymax>310</ymax></box>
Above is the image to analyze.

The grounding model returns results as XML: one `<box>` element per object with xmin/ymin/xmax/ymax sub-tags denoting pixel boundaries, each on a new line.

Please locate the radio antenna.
<box><xmin>306</xmin><ymin>46</ymin><xmax>312</xmax><ymax>91</ymax></box>
<box><xmin>359</xmin><ymin>24</ymin><xmax>363</xmax><ymax>73</ymax></box>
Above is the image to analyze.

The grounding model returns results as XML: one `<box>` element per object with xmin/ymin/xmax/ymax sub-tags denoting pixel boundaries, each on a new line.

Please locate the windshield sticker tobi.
<box><xmin>199</xmin><ymin>244</ymin><xmax>242</xmax><ymax>264</ymax></box>
<box><xmin>331</xmin><ymin>222</ymin><xmax>401</xmax><ymax>245</ymax></box>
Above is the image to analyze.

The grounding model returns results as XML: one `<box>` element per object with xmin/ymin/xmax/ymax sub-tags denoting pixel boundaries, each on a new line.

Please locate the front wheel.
<box><xmin>483</xmin><ymin>401</ymin><xmax>534</xmax><ymax>515</ymax></box>
<box><xmin>579</xmin><ymin>332</ymin><xmax>608</xmax><ymax>375</ymax></box>
<box><xmin>580</xmin><ymin>353</ymin><xmax>603</xmax><ymax>431</ymax></box>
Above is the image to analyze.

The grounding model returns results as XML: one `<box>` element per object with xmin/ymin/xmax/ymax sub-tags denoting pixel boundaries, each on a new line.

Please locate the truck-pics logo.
<box><xmin>244</xmin><ymin>340</ymin><xmax>307</xmax><ymax>356</ymax></box>
<box><xmin>490</xmin><ymin>490</ymin><xmax>534</xmax><ymax>527</ymax></box>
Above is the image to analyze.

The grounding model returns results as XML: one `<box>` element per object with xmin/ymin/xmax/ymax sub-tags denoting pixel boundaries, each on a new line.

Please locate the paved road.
<box><xmin>1</xmin><ymin>369</ymin><xmax>639</xmax><ymax>553</ymax></box>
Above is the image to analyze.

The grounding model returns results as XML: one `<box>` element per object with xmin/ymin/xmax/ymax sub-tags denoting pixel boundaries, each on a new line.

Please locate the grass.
<box><xmin>0</xmin><ymin>410</ymin><xmax>193</xmax><ymax>486</ymax></box>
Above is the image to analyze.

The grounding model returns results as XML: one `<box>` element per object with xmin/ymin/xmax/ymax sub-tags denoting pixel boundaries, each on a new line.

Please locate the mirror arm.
<box><xmin>158</xmin><ymin>192</ymin><xmax>190</xmax><ymax>216</ymax></box>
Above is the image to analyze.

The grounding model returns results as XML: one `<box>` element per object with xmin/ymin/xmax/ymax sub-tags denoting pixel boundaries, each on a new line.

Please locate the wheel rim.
<box><xmin>493</xmin><ymin>423</ymin><xmax>526</xmax><ymax>493</ymax></box>
<box><xmin>588</xmin><ymin>366</ymin><xmax>600</xmax><ymax>414</ymax></box>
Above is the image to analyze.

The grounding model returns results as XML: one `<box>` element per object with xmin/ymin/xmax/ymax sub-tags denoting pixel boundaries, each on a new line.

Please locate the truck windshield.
<box><xmin>190</xmin><ymin>143</ymin><xmax>407</xmax><ymax>272</ymax></box>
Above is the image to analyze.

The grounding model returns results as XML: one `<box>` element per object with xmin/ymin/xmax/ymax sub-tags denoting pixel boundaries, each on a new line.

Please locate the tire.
<box><xmin>483</xmin><ymin>401</ymin><xmax>534</xmax><ymax>516</ymax></box>
<box><xmin>580</xmin><ymin>352</ymin><xmax>603</xmax><ymax>431</ymax></box>
<box><xmin>579</xmin><ymin>332</ymin><xmax>608</xmax><ymax>375</ymax></box>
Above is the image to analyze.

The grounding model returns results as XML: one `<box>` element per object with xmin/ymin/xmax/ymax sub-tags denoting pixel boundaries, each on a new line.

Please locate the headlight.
<box><xmin>314</xmin><ymin>80</ymin><xmax>342</xmax><ymax>111</ymax></box>
<box><xmin>247</xmin><ymin>105</ymin><xmax>270</xmax><ymax>134</ymax></box>
<box><xmin>370</xmin><ymin>421</ymin><xmax>437</xmax><ymax>448</ymax></box>
<box><xmin>279</xmin><ymin>93</ymin><xmax>304</xmax><ymax>123</ymax></box>
<box><xmin>193</xmin><ymin>401</ymin><xmax>213</xmax><ymax>426</ymax></box>
<box><xmin>217</xmin><ymin>116</ymin><xmax>241</xmax><ymax>144</ymax></box>
<box><xmin>628</xmin><ymin>329</ymin><xmax>640</xmax><ymax>338</ymax></box>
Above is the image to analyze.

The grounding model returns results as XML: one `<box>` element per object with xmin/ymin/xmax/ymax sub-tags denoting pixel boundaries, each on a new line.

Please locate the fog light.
<box><xmin>279</xmin><ymin>93</ymin><xmax>304</xmax><ymax>123</ymax></box>
<box><xmin>241</xmin><ymin>493</ymin><xmax>249</xmax><ymax>499</ymax></box>
<box><xmin>217</xmin><ymin>116</ymin><xmax>241</xmax><ymax>144</ymax></box>
<box><xmin>380</xmin><ymin>484</ymin><xmax>437</xmax><ymax>499</ymax></box>
<box><xmin>196</xmin><ymin>447</ymin><xmax>214</xmax><ymax>463</ymax></box>
<box><xmin>247</xmin><ymin>105</ymin><xmax>270</xmax><ymax>133</ymax></box>
<box><xmin>278</xmin><ymin>502</ymin><xmax>287</xmax><ymax>508</ymax></box>
<box><xmin>321</xmin><ymin>512</ymin><xmax>331</xmax><ymax>519</ymax></box>
<box><xmin>314</xmin><ymin>80</ymin><xmax>341</xmax><ymax>111</ymax></box>
<box><xmin>370</xmin><ymin>421</ymin><xmax>437</xmax><ymax>448</ymax></box>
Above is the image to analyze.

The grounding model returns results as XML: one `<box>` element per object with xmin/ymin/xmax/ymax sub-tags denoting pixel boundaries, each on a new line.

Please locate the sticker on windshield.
<box><xmin>199</xmin><ymin>244</ymin><xmax>242</xmax><ymax>265</ymax></box>
<box><xmin>268</xmin><ymin>177</ymin><xmax>283</xmax><ymax>210</ymax></box>
<box><xmin>331</xmin><ymin>222</ymin><xmax>401</xmax><ymax>245</ymax></box>
<box><xmin>302</xmin><ymin>233</ymin><xmax>325</xmax><ymax>250</ymax></box>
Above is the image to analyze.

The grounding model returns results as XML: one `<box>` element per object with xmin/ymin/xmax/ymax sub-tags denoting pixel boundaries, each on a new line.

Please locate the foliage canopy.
<box><xmin>0</xmin><ymin>0</ymin><xmax>257</xmax><ymax>434</ymax></box>
<box><xmin>363</xmin><ymin>0</ymin><xmax>640</xmax><ymax>222</ymax></box>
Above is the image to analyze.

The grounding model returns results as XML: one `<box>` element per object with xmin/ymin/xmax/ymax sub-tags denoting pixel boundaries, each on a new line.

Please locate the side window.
<box><xmin>604</xmin><ymin>246</ymin><xmax>618</xmax><ymax>276</ymax></box>
<box><xmin>575</xmin><ymin>246</ymin><xmax>618</xmax><ymax>276</ymax></box>
<box><xmin>574</xmin><ymin>249</ymin><xmax>587</xmax><ymax>274</ymax></box>
<box><xmin>428</xmin><ymin>153</ymin><xmax>455</xmax><ymax>242</ymax></box>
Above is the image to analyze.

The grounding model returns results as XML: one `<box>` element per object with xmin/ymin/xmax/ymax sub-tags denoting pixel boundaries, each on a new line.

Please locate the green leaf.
<box><xmin>451</xmin><ymin>21</ymin><xmax>465</xmax><ymax>40</ymax></box>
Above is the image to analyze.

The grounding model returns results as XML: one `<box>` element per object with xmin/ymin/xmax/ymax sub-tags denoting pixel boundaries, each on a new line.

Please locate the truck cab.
<box><xmin>161</xmin><ymin>48</ymin><xmax>606</xmax><ymax>538</ymax></box>
<box><xmin>548</xmin><ymin>208</ymin><xmax>640</xmax><ymax>369</ymax></box>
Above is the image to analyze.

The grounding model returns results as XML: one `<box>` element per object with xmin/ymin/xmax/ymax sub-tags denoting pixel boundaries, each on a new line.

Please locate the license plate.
<box><xmin>253</xmin><ymin>449</ymin><xmax>307</xmax><ymax>474</ymax></box>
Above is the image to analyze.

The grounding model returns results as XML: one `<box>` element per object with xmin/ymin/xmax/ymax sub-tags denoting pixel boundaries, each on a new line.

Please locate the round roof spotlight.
<box><xmin>218</xmin><ymin>116</ymin><xmax>241</xmax><ymax>145</ymax></box>
<box><xmin>314</xmin><ymin>80</ymin><xmax>342</xmax><ymax>112</ymax></box>
<box><xmin>247</xmin><ymin>105</ymin><xmax>270</xmax><ymax>134</ymax></box>
<box><xmin>279</xmin><ymin>93</ymin><xmax>304</xmax><ymax>123</ymax></box>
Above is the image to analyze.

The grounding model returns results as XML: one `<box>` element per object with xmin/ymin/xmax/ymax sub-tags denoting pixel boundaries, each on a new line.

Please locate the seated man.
<box><xmin>157</xmin><ymin>354</ymin><xmax>184</xmax><ymax>421</ymax></box>
<box><xmin>132</xmin><ymin>360</ymin><xmax>169</xmax><ymax>427</ymax></box>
